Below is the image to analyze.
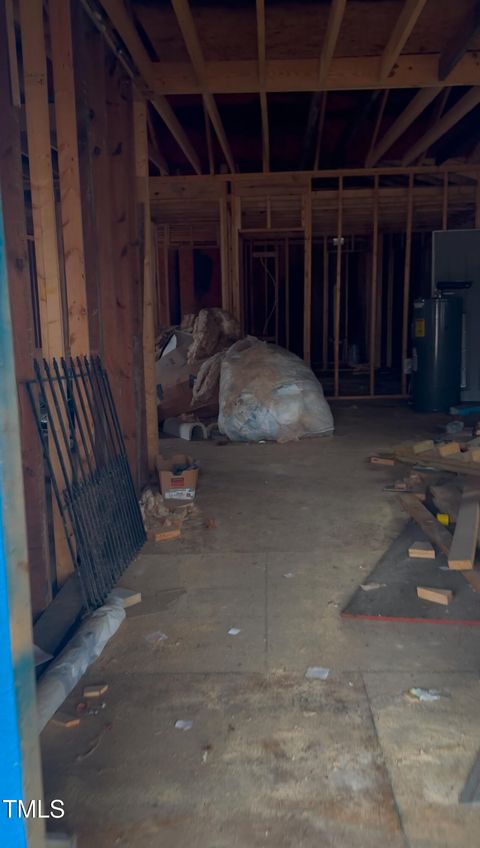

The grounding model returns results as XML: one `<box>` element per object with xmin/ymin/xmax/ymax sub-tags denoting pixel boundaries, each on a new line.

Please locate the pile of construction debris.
<box><xmin>369</xmin><ymin>421</ymin><xmax>480</xmax><ymax>605</ymax></box>
<box><xmin>155</xmin><ymin>307</ymin><xmax>334</xmax><ymax>443</ymax></box>
<box><xmin>155</xmin><ymin>308</ymin><xmax>241</xmax><ymax>422</ymax></box>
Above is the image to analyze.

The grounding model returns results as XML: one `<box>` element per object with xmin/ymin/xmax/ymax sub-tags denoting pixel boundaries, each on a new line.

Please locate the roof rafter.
<box><xmin>380</xmin><ymin>0</ymin><xmax>429</xmax><ymax>79</ymax></box>
<box><xmin>171</xmin><ymin>0</ymin><xmax>235</xmax><ymax>173</ymax></box>
<box><xmin>366</xmin><ymin>86</ymin><xmax>442</xmax><ymax>167</ymax></box>
<box><xmin>439</xmin><ymin>0</ymin><xmax>480</xmax><ymax>80</ymax></box>
<box><xmin>98</xmin><ymin>0</ymin><xmax>201</xmax><ymax>174</ymax></box>
<box><xmin>402</xmin><ymin>86</ymin><xmax>480</xmax><ymax>165</ymax></box>
<box><xmin>256</xmin><ymin>0</ymin><xmax>270</xmax><ymax>172</ymax></box>
<box><xmin>318</xmin><ymin>0</ymin><xmax>347</xmax><ymax>85</ymax></box>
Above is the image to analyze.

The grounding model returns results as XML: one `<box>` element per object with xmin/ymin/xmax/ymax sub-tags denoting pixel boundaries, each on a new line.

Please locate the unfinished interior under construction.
<box><xmin>2</xmin><ymin>2</ymin><xmax>480</xmax><ymax>847</ymax></box>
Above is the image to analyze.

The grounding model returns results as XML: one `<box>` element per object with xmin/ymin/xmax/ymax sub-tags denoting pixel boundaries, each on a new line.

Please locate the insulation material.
<box><xmin>192</xmin><ymin>351</ymin><xmax>224</xmax><ymax>406</ymax></box>
<box><xmin>37</xmin><ymin>596</ymin><xmax>126</xmax><ymax>731</ymax></box>
<box><xmin>187</xmin><ymin>308</ymin><xmax>241</xmax><ymax>364</ymax></box>
<box><xmin>218</xmin><ymin>338</ymin><xmax>334</xmax><ymax>443</ymax></box>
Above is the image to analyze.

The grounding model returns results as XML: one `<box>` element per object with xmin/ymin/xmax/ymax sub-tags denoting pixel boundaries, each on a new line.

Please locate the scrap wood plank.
<box><xmin>395</xmin><ymin>445</ymin><xmax>480</xmax><ymax>477</ymax></box>
<box><xmin>397</xmin><ymin>494</ymin><xmax>452</xmax><ymax>555</ymax></box>
<box><xmin>448</xmin><ymin>495</ymin><xmax>480</xmax><ymax>571</ymax></box>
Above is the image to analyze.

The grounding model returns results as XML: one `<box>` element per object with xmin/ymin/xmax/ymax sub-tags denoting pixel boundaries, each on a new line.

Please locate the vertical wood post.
<box><xmin>386</xmin><ymin>234</ymin><xmax>394</xmax><ymax>368</ymax></box>
<box><xmin>134</xmin><ymin>99</ymin><xmax>157</xmax><ymax>474</ymax></box>
<box><xmin>303</xmin><ymin>191</ymin><xmax>312</xmax><ymax>364</ymax></box>
<box><xmin>334</xmin><ymin>176</ymin><xmax>343</xmax><ymax>397</ymax></box>
<box><xmin>231</xmin><ymin>192</ymin><xmax>242</xmax><ymax>323</ymax></box>
<box><xmin>50</xmin><ymin>0</ymin><xmax>89</xmax><ymax>357</ymax></box>
<box><xmin>285</xmin><ymin>236</ymin><xmax>290</xmax><ymax>349</ymax></box>
<box><xmin>1</xmin><ymin>0</ymin><xmax>51</xmax><ymax>617</ymax></box>
<box><xmin>219</xmin><ymin>193</ymin><xmax>231</xmax><ymax>312</ymax></box>
<box><xmin>401</xmin><ymin>173</ymin><xmax>414</xmax><ymax>395</ymax></box>
<box><xmin>322</xmin><ymin>235</ymin><xmax>329</xmax><ymax>371</ymax></box>
<box><xmin>369</xmin><ymin>175</ymin><xmax>379</xmax><ymax>395</ymax></box>
<box><xmin>20</xmin><ymin>0</ymin><xmax>64</xmax><ymax>359</ymax></box>
<box><xmin>20</xmin><ymin>0</ymin><xmax>73</xmax><ymax>587</ymax></box>
<box><xmin>442</xmin><ymin>171</ymin><xmax>449</xmax><ymax>229</ymax></box>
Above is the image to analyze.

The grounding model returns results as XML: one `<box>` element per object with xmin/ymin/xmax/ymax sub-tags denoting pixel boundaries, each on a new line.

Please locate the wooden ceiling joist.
<box><xmin>318</xmin><ymin>0</ymin><xmax>347</xmax><ymax>85</ymax></box>
<box><xmin>98</xmin><ymin>0</ymin><xmax>201</xmax><ymax>174</ymax></box>
<box><xmin>367</xmin><ymin>86</ymin><xmax>442</xmax><ymax>166</ymax></box>
<box><xmin>439</xmin><ymin>0</ymin><xmax>480</xmax><ymax>81</ymax></box>
<box><xmin>150</xmin><ymin>52</ymin><xmax>480</xmax><ymax>95</ymax></box>
<box><xmin>380</xmin><ymin>0</ymin><xmax>429</xmax><ymax>79</ymax></box>
<box><xmin>256</xmin><ymin>0</ymin><xmax>270</xmax><ymax>172</ymax></box>
<box><xmin>171</xmin><ymin>0</ymin><xmax>235</xmax><ymax>173</ymax></box>
<box><xmin>402</xmin><ymin>86</ymin><xmax>480</xmax><ymax>165</ymax></box>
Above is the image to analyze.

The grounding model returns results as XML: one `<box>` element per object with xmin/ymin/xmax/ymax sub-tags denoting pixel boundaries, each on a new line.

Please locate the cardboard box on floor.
<box><xmin>156</xmin><ymin>453</ymin><xmax>199</xmax><ymax>501</ymax></box>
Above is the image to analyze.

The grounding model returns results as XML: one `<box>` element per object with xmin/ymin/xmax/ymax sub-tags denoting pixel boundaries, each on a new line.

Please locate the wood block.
<box><xmin>52</xmin><ymin>713</ymin><xmax>80</xmax><ymax>728</ymax></box>
<box><xmin>412</xmin><ymin>440</ymin><xmax>435</xmax><ymax>454</ymax></box>
<box><xmin>408</xmin><ymin>541</ymin><xmax>435</xmax><ymax>559</ymax></box>
<box><xmin>437</xmin><ymin>441</ymin><xmax>460</xmax><ymax>457</ymax></box>
<box><xmin>463</xmin><ymin>448</ymin><xmax>480</xmax><ymax>463</ymax></box>
<box><xmin>108</xmin><ymin>587</ymin><xmax>142</xmax><ymax>609</ymax></box>
<box><xmin>397</xmin><ymin>494</ymin><xmax>452</xmax><ymax>556</ymax></box>
<box><xmin>148</xmin><ymin>528</ymin><xmax>181</xmax><ymax>542</ymax></box>
<box><xmin>448</xmin><ymin>497</ymin><xmax>480</xmax><ymax>570</ymax></box>
<box><xmin>83</xmin><ymin>684</ymin><xmax>108</xmax><ymax>699</ymax></box>
<box><xmin>370</xmin><ymin>455</ymin><xmax>395</xmax><ymax>466</ymax></box>
<box><xmin>416</xmin><ymin>586</ymin><xmax>453</xmax><ymax>606</ymax></box>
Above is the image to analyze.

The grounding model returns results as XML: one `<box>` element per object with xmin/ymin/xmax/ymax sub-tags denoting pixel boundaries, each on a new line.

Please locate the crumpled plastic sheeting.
<box><xmin>218</xmin><ymin>337</ymin><xmax>334</xmax><ymax>443</ymax></box>
<box><xmin>37</xmin><ymin>596</ymin><xmax>126</xmax><ymax>732</ymax></box>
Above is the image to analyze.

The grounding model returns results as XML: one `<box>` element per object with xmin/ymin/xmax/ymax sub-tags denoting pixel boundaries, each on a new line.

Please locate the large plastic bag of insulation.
<box><xmin>218</xmin><ymin>337</ymin><xmax>334</xmax><ymax>442</ymax></box>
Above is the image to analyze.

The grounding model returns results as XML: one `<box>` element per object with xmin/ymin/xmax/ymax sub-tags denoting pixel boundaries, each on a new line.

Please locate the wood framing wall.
<box><xmin>150</xmin><ymin>166</ymin><xmax>480</xmax><ymax>398</ymax></box>
<box><xmin>1</xmin><ymin>0</ymin><xmax>151</xmax><ymax>617</ymax></box>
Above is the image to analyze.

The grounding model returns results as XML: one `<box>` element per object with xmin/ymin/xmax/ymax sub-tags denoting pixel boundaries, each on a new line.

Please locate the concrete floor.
<box><xmin>42</xmin><ymin>404</ymin><xmax>480</xmax><ymax>847</ymax></box>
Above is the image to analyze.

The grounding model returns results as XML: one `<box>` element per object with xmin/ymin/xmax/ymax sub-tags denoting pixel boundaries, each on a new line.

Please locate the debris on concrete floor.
<box><xmin>175</xmin><ymin>720</ymin><xmax>193</xmax><ymax>731</ymax></box>
<box><xmin>406</xmin><ymin>688</ymin><xmax>441</xmax><ymax>702</ymax></box>
<box><xmin>82</xmin><ymin>683</ymin><xmax>108</xmax><ymax>699</ymax></box>
<box><xmin>408</xmin><ymin>541</ymin><xmax>435</xmax><ymax>559</ymax></box>
<box><xmin>107</xmin><ymin>587</ymin><xmax>142</xmax><ymax>609</ymax></box>
<box><xmin>228</xmin><ymin>627</ymin><xmax>241</xmax><ymax>636</ymax></box>
<box><xmin>305</xmin><ymin>666</ymin><xmax>330</xmax><ymax>680</ymax></box>
<box><xmin>416</xmin><ymin>586</ymin><xmax>453</xmax><ymax>605</ymax></box>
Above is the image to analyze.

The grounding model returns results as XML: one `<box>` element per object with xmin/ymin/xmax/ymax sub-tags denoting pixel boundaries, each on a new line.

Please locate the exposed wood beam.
<box><xmin>439</xmin><ymin>0</ymin><xmax>480</xmax><ymax>81</ymax></box>
<box><xmin>367</xmin><ymin>86</ymin><xmax>442</xmax><ymax>167</ymax></box>
<box><xmin>365</xmin><ymin>90</ymin><xmax>388</xmax><ymax>166</ymax></box>
<box><xmin>50</xmin><ymin>0</ymin><xmax>89</xmax><ymax>357</ymax></box>
<box><xmin>203</xmin><ymin>101</ymin><xmax>215</xmax><ymax>174</ymax></box>
<box><xmin>146</xmin><ymin>109</ymin><xmax>170</xmax><ymax>175</ymax></box>
<box><xmin>318</xmin><ymin>0</ymin><xmax>347</xmax><ymax>85</ymax></box>
<box><xmin>302</xmin><ymin>92</ymin><xmax>324</xmax><ymax>170</ymax></box>
<box><xmin>171</xmin><ymin>0</ymin><xmax>235</xmax><ymax>172</ymax></box>
<box><xmin>20</xmin><ymin>0</ymin><xmax>64</xmax><ymax>358</ymax></box>
<box><xmin>256</xmin><ymin>0</ymin><xmax>270</xmax><ymax>172</ymax></box>
<box><xmin>303</xmin><ymin>193</ymin><xmax>312</xmax><ymax>364</ymax></box>
<box><xmin>402</xmin><ymin>86</ymin><xmax>480</xmax><ymax>165</ymax></box>
<box><xmin>134</xmin><ymin>99</ymin><xmax>158</xmax><ymax>473</ymax></box>
<box><xmin>418</xmin><ymin>87</ymin><xmax>451</xmax><ymax>164</ymax></box>
<box><xmin>380</xmin><ymin>0</ymin><xmax>428</xmax><ymax>79</ymax></box>
<box><xmin>98</xmin><ymin>0</ymin><xmax>201</xmax><ymax>174</ymax></box>
<box><xmin>313</xmin><ymin>92</ymin><xmax>328</xmax><ymax>170</ymax></box>
<box><xmin>150</xmin><ymin>52</ymin><xmax>480</xmax><ymax>95</ymax></box>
